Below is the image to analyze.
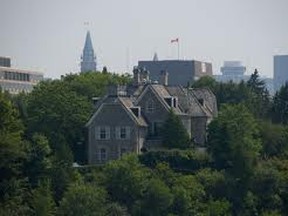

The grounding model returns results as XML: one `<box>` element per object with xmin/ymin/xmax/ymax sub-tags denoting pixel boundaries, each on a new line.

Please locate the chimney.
<box><xmin>133</xmin><ymin>66</ymin><xmax>141</xmax><ymax>86</ymax></box>
<box><xmin>141</xmin><ymin>67</ymin><xmax>150</xmax><ymax>83</ymax></box>
<box><xmin>160</xmin><ymin>70</ymin><xmax>168</xmax><ymax>86</ymax></box>
<box><xmin>107</xmin><ymin>85</ymin><xmax>127</xmax><ymax>96</ymax></box>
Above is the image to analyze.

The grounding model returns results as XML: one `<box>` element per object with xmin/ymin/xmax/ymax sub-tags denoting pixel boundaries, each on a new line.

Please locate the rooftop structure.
<box><xmin>0</xmin><ymin>57</ymin><xmax>43</xmax><ymax>94</ymax></box>
<box><xmin>138</xmin><ymin>59</ymin><xmax>213</xmax><ymax>87</ymax></box>
<box><xmin>80</xmin><ymin>31</ymin><xmax>97</xmax><ymax>73</ymax></box>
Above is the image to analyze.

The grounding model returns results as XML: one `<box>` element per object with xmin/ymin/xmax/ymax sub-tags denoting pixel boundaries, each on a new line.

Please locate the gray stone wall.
<box><xmin>88</xmin><ymin>103</ymin><xmax>146</xmax><ymax>164</ymax></box>
<box><xmin>137</xmin><ymin>88</ymin><xmax>169</xmax><ymax>137</ymax></box>
<box><xmin>191</xmin><ymin>116</ymin><xmax>207</xmax><ymax>145</ymax></box>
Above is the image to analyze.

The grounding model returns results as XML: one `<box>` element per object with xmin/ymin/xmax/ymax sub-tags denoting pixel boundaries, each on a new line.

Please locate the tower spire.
<box><xmin>81</xmin><ymin>31</ymin><xmax>97</xmax><ymax>73</ymax></box>
<box><xmin>153</xmin><ymin>52</ymin><xmax>158</xmax><ymax>61</ymax></box>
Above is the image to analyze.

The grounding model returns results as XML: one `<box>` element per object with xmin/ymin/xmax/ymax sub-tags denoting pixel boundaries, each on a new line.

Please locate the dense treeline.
<box><xmin>1</xmin><ymin>69</ymin><xmax>288</xmax><ymax>215</ymax></box>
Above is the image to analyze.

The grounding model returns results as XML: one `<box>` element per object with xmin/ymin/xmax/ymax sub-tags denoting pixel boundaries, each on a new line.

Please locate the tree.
<box><xmin>57</xmin><ymin>183</ymin><xmax>107</xmax><ymax>216</ymax></box>
<box><xmin>31</xmin><ymin>180</ymin><xmax>55</xmax><ymax>216</ymax></box>
<box><xmin>191</xmin><ymin>76</ymin><xmax>217</xmax><ymax>92</ymax></box>
<box><xmin>25</xmin><ymin>134</ymin><xmax>52</xmax><ymax>187</ymax></box>
<box><xmin>207</xmin><ymin>104</ymin><xmax>261</xmax><ymax>210</ymax></box>
<box><xmin>171</xmin><ymin>175</ymin><xmax>205</xmax><ymax>215</ymax></box>
<box><xmin>258</xmin><ymin>121</ymin><xmax>288</xmax><ymax>158</ymax></box>
<box><xmin>106</xmin><ymin>202</ymin><xmax>130</xmax><ymax>216</ymax></box>
<box><xmin>103</xmin><ymin>155</ymin><xmax>150</xmax><ymax>210</ymax></box>
<box><xmin>208</xmin><ymin>104</ymin><xmax>261</xmax><ymax>179</ymax></box>
<box><xmin>247</xmin><ymin>69</ymin><xmax>270</xmax><ymax>118</ymax></box>
<box><xmin>139</xmin><ymin>178</ymin><xmax>174</xmax><ymax>216</ymax></box>
<box><xmin>25</xmin><ymin>80</ymin><xmax>92</xmax><ymax>162</ymax></box>
<box><xmin>0</xmin><ymin>91</ymin><xmax>30</xmax><ymax>214</ymax></box>
<box><xmin>271</xmin><ymin>82</ymin><xmax>288</xmax><ymax>125</ymax></box>
<box><xmin>162</xmin><ymin>110</ymin><xmax>190</xmax><ymax>149</ymax></box>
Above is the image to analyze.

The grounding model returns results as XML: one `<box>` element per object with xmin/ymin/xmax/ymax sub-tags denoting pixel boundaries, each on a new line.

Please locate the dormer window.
<box><xmin>146</xmin><ymin>100</ymin><xmax>155</xmax><ymax>113</ymax></box>
<box><xmin>164</xmin><ymin>97</ymin><xmax>178</xmax><ymax>108</ymax></box>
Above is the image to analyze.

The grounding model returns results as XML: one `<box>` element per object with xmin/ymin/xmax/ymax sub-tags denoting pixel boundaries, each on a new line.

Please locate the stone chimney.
<box><xmin>107</xmin><ymin>85</ymin><xmax>127</xmax><ymax>96</ymax></box>
<box><xmin>160</xmin><ymin>70</ymin><xmax>169</xmax><ymax>86</ymax></box>
<box><xmin>133</xmin><ymin>66</ymin><xmax>141</xmax><ymax>86</ymax></box>
<box><xmin>140</xmin><ymin>67</ymin><xmax>150</xmax><ymax>83</ymax></box>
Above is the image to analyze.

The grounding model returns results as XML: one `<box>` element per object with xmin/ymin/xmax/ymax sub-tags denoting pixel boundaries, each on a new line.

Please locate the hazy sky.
<box><xmin>1</xmin><ymin>0</ymin><xmax>288</xmax><ymax>78</ymax></box>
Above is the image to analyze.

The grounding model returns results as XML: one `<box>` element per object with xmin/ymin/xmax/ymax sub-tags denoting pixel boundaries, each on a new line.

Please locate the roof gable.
<box><xmin>86</xmin><ymin>97</ymin><xmax>147</xmax><ymax>127</ymax></box>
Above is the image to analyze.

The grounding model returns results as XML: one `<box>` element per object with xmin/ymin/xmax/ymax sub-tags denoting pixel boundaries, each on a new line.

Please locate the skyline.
<box><xmin>1</xmin><ymin>0</ymin><xmax>288</xmax><ymax>78</ymax></box>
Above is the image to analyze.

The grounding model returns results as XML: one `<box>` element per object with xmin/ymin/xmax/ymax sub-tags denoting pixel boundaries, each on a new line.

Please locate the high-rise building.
<box><xmin>0</xmin><ymin>57</ymin><xmax>43</xmax><ymax>94</ymax></box>
<box><xmin>274</xmin><ymin>55</ymin><xmax>288</xmax><ymax>92</ymax></box>
<box><xmin>214</xmin><ymin>61</ymin><xmax>249</xmax><ymax>83</ymax></box>
<box><xmin>138</xmin><ymin>59</ymin><xmax>213</xmax><ymax>86</ymax></box>
<box><xmin>80</xmin><ymin>31</ymin><xmax>97</xmax><ymax>73</ymax></box>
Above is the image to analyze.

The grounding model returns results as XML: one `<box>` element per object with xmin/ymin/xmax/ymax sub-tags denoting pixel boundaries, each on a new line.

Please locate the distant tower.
<box><xmin>81</xmin><ymin>31</ymin><xmax>97</xmax><ymax>73</ymax></box>
<box><xmin>153</xmin><ymin>52</ymin><xmax>158</xmax><ymax>61</ymax></box>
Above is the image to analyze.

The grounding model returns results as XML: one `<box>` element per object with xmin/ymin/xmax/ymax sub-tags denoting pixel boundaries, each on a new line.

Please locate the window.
<box><xmin>100</xmin><ymin>127</ymin><xmax>106</xmax><ymax>139</ymax></box>
<box><xmin>120</xmin><ymin>127</ymin><xmax>126</xmax><ymax>139</ymax></box>
<box><xmin>100</xmin><ymin>148</ymin><xmax>107</xmax><ymax>161</ymax></box>
<box><xmin>116</xmin><ymin>126</ymin><xmax>130</xmax><ymax>140</ymax></box>
<box><xmin>95</xmin><ymin>126</ymin><xmax>110</xmax><ymax>140</ymax></box>
<box><xmin>146</xmin><ymin>100</ymin><xmax>155</xmax><ymax>113</ymax></box>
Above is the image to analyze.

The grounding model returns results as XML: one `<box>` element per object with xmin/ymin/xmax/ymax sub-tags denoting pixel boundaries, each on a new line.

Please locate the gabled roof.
<box><xmin>86</xmin><ymin>96</ymin><xmax>147</xmax><ymax>127</ymax></box>
<box><xmin>135</xmin><ymin>84</ymin><xmax>182</xmax><ymax>114</ymax></box>
<box><xmin>165</xmin><ymin>86</ymin><xmax>208</xmax><ymax>117</ymax></box>
<box><xmin>189</xmin><ymin>88</ymin><xmax>218</xmax><ymax>117</ymax></box>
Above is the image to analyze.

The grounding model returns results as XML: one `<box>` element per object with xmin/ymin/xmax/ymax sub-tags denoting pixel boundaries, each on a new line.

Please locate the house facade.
<box><xmin>86</xmin><ymin>67</ymin><xmax>217</xmax><ymax>164</ymax></box>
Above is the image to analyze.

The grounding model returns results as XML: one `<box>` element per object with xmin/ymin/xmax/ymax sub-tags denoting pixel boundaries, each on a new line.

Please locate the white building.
<box><xmin>0</xmin><ymin>57</ymin><xmax>43</xmax><ymax>94</ymax></box>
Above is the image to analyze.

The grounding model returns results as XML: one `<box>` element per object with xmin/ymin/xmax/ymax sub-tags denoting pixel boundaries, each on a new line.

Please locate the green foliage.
<box><xmin>251</xmin><ymin>164</ymin><xmax>282</xmax><ymax>212</ymax></box>
<box><xmin>61</xmin><ymin>72</ymin><xmax>132</xmax><ymax>100</ymax></box>
<box><xmin>247</xmin><ymin>69</ymin><xmax>270</xmax><ymax>118</ymax></box>
<box><xmin>25</xmin><ymin>134</ymin><xmax>52</xmax><ymax>187</ymax></box>
<box><xmin>171</xmin><ymin>175</ymin><xmax>205</xmax><ymax>215</ymax></box>
<box><xmin>57</xmin><ymin>183</ymin><xmax>107</xmax><ymax>216</ymax></box>
<box><xmin>195</xmin><ymin>168</ymin><xmax>227</xmax><ymax>199</ymax></box>
<box><xmin>139</xmin><ymin>149</ymin><xmax>211</xmax><ymax>172</ymax></box>
<box><xmin>162</xmin><ymin>110</ymin><xmax>190</xmax><ymax>149</ymax></box>
<box><xmin>208</xmin><ymin>104</ymin><xmax>261</xmax><ymax>179</ymax></box>
<box><xmin>31</xmin><ymin>180</ymin><xmax>56</xmax><ymax>216</ymax></box>
<box><xmin>25</xmin><ymin>80</ymin><xmax>92</xmax><ymax>162</ymax></box>
<box><xmin>103</xmin><ymin>154</ymin><xmax>151</xmax><ymax>209</ymax></box>
<box><xmin>204</xmin><ymin>199</ymin><xmax>231</xmax><ymax>216</ymax></box>
<box><xmin>271</xmin><ymin>82</ymin><xmax>288</xmax><ymax>125</ymax></box>
<box><xmin>139</xmin><ymin>178</ymin><xmax>174</xmax><ymax>216</ymax></box>
<box><xmin>106</xmin><ymin>202</ymin><xmax>130</xmax><ymax>216</ymax></box>
<box><xmin>191</xmin><ymin>76</ymin><xmax>217</xmax><ymax>91</ymax></box>
<box><xmin>0</xmin><ymin>91</ymin><xmax>29</xmax><ymax>214</ymax></box>
<box><xmin>258</xmin><ymin>121</ymin><xmax>288</xmax><ymax>158</ymax></box>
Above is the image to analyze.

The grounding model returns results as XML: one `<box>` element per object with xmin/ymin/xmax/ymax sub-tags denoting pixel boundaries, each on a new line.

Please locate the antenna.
<box><xmin>84</xmin><ymin>21</ymin><xmax>89</xmax><ymax>31</ymax></box>
<box><xmin>126</xmin><ymin>47</ymin><xmax>130</xmax><ymax>73</ymax></box>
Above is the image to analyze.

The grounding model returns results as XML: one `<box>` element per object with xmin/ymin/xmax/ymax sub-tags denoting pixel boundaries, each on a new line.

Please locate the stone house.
<box><xmin>86</xmin><ymin>67</ymin><xmax>217</xmax><ymax>164</ymax></box>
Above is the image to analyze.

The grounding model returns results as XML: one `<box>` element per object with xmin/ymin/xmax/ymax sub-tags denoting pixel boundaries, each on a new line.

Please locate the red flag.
<box><xmin>171</xmin><ymin>38</ymin><xmax>179</xmax><ymax>43</ymax></box>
